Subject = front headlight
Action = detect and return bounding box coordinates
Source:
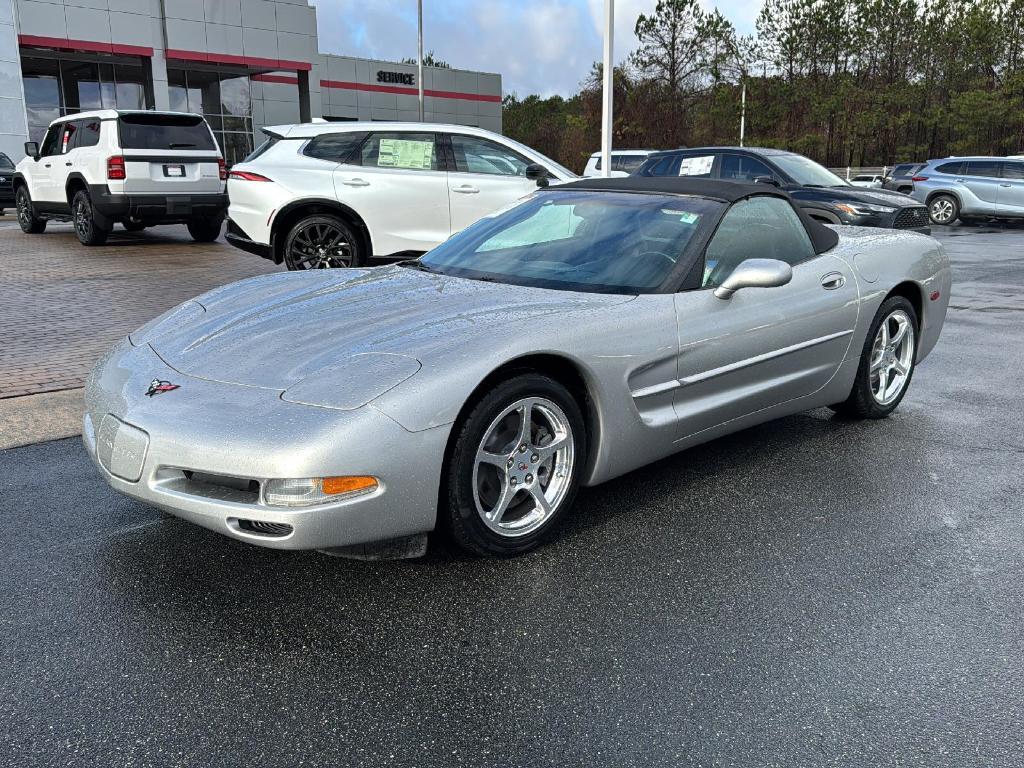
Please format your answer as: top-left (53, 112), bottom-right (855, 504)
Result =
top-left (833, 202), bottom-right (897, 216)
top-left (263, 476), bottom-right (379, 507)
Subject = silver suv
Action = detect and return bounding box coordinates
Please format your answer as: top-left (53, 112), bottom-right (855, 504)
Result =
top-left (911, 157), bottom-right (1024, 225)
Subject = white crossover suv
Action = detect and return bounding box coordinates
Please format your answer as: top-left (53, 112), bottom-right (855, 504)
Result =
top-left (14, 110), bottom-right (227, 246)
top-left (225, 122), bottom-right (577, 269)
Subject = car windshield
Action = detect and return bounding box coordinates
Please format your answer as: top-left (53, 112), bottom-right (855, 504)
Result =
top-left (0, 153), bottom-right (13, 170)
top-left (772, 153), bottom-right (849, 187)
top-left (413, 190), bottom-right (718, 294)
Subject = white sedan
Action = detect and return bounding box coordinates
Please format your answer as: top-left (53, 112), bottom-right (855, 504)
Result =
top-left (850, 174), bottom-right (884, 189)
top-left (225, 122), bottom-right (577, 269)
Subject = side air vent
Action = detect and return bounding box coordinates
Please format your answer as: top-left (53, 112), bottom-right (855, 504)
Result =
top-left (236, 520), bottom-right (294, 537)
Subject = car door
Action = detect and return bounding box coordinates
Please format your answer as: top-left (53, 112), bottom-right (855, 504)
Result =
top-left (31, 123), bottom-right (67, 204)
top-left (333, 131), bottom-right (450, 256)
top-left (444, 133), bottom-right (539, 236)
top-left (47, 120), bottom-right (80, 205)
top-left (997, 161), bottom-right (1024, 216)
top-left (960, 160), bottom-right (1002, 211)
top-left (672, 196), bottom-right (858, 438)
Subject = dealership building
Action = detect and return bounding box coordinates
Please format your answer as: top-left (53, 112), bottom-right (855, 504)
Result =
top-left (0, 0), bottom-right (502, 164)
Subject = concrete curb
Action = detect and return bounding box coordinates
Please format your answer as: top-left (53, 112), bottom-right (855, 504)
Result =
top-left (0, 389), bottom-right (84, 450)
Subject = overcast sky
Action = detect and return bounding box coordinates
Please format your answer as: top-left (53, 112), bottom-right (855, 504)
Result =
top-left (309, 0), bottom-right (761, 98)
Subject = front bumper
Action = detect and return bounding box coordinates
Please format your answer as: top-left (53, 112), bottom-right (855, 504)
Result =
top-left (838, 209), bottom-right (930, 234)
top-left (83, 339), bottom-right (448, 550)
top-left (88, 184), bottom-right (228, 225)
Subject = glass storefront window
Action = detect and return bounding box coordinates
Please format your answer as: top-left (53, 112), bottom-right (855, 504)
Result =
top-left (21, 54), bottom-right (153, 140)
top-left (61, 60), bottom-right (102, 110)
top-left (167, 66), bottom-right (254, 166)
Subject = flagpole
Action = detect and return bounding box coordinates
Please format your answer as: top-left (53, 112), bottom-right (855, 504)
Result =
top-left (601, 0), bottom-right (614, 177)
top-left (417, 0), bottom-right (424, 121)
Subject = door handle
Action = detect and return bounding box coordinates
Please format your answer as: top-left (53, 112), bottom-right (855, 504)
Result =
top-left (44, 163), bottom-right (51, 168)
top-left (820, 272), bottom-right (845, 290)
top-left (65, 162), bottom-right (73, 167)
top-left (1000, 183), bottom-right (1011, 187)
top-left (955, 178), bottom-right (965, 183)
top-left (452, 185), bottom-right (479, 194)
top-left (341, 178), bottom-right (369, 187)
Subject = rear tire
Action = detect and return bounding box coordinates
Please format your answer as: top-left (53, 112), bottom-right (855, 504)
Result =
top-left (187, 219), bottom-right (222, 242)
top-left (442, 373), bottom-right (586, 557)
top-left (283, 214), bottom-right (363, 270)
top-left (72, 189), bottom-right (108, 246)
top-left (16, 187), bottom-right (46, 234)
top-left (928, 194), bottom-right (959, 225)
top-left (830, 296), bottom-right (918, 420)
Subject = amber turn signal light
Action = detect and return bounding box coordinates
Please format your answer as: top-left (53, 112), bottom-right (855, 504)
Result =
top-left (322, 476), bottom-right (378, 495)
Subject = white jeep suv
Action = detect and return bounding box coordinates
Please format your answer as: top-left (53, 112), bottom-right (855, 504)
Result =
top-left (14, 110), bottom-right (227, 246)
top-left (225, 122), bottom-right (576, 269)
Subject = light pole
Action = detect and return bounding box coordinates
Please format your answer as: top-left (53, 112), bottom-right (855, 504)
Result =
top-left (601, 0), bottom-right (614, 177)
top-left (417, 0), bottom-right (424, 121)
top-left (739, 81), bottom-right (746, 147)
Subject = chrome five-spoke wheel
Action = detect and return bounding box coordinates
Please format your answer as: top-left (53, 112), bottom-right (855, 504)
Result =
top-left (870, 309), bottom-right (915, 406)
top-left (929, 197), bottom-right (955, 224)
top-left (472, 396), bottom-right (575, 538)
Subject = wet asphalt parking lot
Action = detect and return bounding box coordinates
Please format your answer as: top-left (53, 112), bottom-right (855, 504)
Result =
top-left (2, 224), bottom-right (1023, 767)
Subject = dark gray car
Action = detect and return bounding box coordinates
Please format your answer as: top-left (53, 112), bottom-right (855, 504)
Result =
top-left (883, 163), bottom-right (925, 194)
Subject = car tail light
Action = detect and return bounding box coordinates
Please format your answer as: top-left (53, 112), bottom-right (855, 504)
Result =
top-left (911, 175), bottom-right (928, 182)
top-left (218, 158), bottom-right (227, 181)
top-left (228, 170), bottom-right (273, 182)
top-left (107, 156), bottom-right (126, 180)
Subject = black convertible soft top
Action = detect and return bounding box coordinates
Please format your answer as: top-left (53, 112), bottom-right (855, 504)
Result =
top-left (560, 176), bottom-right (839, 254)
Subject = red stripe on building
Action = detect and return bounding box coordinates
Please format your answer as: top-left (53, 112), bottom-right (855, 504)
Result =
top-left (18, 34), bottom-right (153, 57)
top-left (320, 79), bottom-right (501, 103)
top-left (251, 74), bottom-right (299, 85)
top-left (165, 49), bottom-right (312, 71)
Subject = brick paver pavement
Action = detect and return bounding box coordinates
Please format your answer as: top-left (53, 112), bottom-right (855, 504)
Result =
top-left (0, 219), bottom-right (279, 398)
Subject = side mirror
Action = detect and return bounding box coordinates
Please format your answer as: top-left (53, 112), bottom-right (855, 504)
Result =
top-left (525, 163), bottom-right (550, 188)
top-left (24, 141), bottom-right (39, 160)
top-left (714, 258), bottom-right (793, 300)
top-left (752, 175), bottom-right (780, 187)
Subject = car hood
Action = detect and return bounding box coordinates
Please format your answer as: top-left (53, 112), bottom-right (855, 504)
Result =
top-left (821, 186), bottom-right (917, 206)
top-left (146, 265), bottom-right (631, 389)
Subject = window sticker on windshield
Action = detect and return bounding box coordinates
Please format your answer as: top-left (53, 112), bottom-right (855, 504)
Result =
top-left (678, 155), bottom-right (714, 176)
top-left (661, 210), bottom-right (700, 224)
top-left (378, 138), bottom-right (434, 170)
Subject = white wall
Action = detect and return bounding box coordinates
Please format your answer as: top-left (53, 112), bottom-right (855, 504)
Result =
top-left (0, 0), bottom-right (29, 160)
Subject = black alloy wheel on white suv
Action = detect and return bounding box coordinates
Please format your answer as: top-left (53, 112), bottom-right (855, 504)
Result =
top-left (71, 189), bottom-right (109, 246)
top-left (283, 214), bottom-right (364, 270)
top-left (15, 187), bottom-right (46, 234)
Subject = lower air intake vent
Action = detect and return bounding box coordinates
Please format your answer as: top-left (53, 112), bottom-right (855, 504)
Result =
top-left (237, 520), bottom-right (294, 537)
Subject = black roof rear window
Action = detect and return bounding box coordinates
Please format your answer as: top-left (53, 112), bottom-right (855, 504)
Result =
top-left (118, 114), bottom-right (217, 151)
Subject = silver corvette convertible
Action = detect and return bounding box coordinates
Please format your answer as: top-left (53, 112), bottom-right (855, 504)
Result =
top-left (84, 177), bottom-right (951, 557)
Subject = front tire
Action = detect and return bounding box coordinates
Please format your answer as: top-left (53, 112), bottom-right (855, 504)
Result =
top-left (16, 187), bottom-right (46, 234)
top-left (283, 214), bottom-right (363, 270)
top-left (928, 194), bottom-right (959, 225)
top-left (72, 189), bottom-right (108, 246)
top-left (831, 296), bottom-right (918, 419)
top-left (442, 374), bottom-right (586, 557)
top-left (187, 219), bottom-right (222, 242)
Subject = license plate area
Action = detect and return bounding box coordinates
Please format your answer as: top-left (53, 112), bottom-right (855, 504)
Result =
top-left (163, 164), bottom-right (185, 177)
